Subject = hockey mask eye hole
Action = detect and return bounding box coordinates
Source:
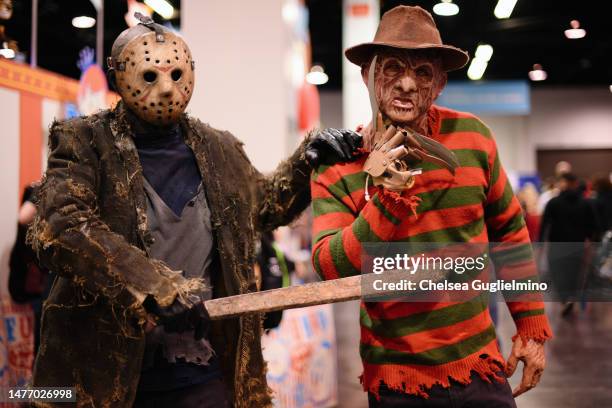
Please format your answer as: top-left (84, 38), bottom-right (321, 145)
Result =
top-left (171, 69), bottom-right (183, 81)
top-left (143, 71), bottom-right (157, 83)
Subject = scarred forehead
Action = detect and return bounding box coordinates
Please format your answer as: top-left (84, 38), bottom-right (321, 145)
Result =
top-left (376, 49), bottom-right (442, 69)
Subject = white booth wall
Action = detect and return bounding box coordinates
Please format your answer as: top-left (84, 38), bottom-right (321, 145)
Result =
top-left (0, 88), bottom-right (21, 294)
top-left (481, 87), bottom-right (612, 174)
top-left (182, 0), bottom-right (288, 173)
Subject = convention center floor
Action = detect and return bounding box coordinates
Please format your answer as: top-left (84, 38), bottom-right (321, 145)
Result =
top-left (334, 301), bottom-right (612, 407)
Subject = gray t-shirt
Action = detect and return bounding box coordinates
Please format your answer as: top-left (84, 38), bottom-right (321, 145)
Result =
top-left (142, 179), bottom-right (215, 367)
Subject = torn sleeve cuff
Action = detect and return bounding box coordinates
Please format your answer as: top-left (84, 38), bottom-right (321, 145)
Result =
top-left (512, 313), bottom-right (553, 343)
top-left (377, 188), bottom-right (422, 220)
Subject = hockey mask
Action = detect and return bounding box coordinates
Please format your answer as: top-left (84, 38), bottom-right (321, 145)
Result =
top-left (108, 15), bottom-right (194, 125)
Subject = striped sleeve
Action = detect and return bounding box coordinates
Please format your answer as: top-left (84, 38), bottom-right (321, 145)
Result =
top-left (483, 131), bottom-right (553, 342)
top-left (311, 164), bottom-right (415, 281)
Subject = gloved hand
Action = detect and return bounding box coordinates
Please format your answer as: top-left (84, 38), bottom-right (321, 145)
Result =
top-left (305, 128), bottom-right (363, 167)
top-left (363, 113), bottom-right (459, 192)
top-left (363, 116), bottom-right (419, 192)
top-left (143, 295), bottom-right (210, 340)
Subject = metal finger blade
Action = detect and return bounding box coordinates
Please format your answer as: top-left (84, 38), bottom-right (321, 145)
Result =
top-left (407, 130), bottom-right (460, 174)
top-left (367, 55), bottom-right (379, 133)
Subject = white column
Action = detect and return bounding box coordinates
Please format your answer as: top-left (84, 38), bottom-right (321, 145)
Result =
top-left (0, 88), bottom-right (20, 295)
top-left (41, 98), bottom-right (63, 172)
top-left (182, 0), bottom-right (287, 172)
top-left (342, 0), bottom-right (379, 130)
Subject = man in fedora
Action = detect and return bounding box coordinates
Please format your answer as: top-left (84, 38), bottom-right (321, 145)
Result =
top-left (311, 5), bottom-right (552, 407)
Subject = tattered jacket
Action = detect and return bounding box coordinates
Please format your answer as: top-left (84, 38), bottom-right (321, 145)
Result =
top-left (28, 102), bottom-right (311, 407)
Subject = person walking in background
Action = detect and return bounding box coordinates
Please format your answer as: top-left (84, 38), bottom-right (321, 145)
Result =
top-left (540, 173), bottom-right (600, 316)
top-left (517, 183), bottom-right (541, 242)
top-left (590, 174), bottom-right (612, 236)
top-left (536, 161), bottom-right (572, 215)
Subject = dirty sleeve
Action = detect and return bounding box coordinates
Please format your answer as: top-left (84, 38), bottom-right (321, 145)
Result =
top-left (248, 136), bottom-right (313, 232)
top-left (28, 120), bottom-right (192, 308)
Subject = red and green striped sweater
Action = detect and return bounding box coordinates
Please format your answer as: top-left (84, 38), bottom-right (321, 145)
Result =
top-left (311, 105), bottom-right (552, 397)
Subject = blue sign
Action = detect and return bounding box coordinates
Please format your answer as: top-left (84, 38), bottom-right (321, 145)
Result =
top-left (64, 103), bottom-right (80, 119)
top-left (518, 175), bottom-right (542, 192)
top-left (437, 80), bottom-right (530, 115)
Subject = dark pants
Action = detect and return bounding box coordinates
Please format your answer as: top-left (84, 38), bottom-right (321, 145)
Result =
top-left (548, 249), bottom-right (583, 302)
top-left (368, 373), bottom-right (516, 408)
top-left (133, 378), bottom-right (229, 408)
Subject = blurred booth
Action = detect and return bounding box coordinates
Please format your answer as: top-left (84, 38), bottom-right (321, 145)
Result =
top-left (0, 57), bottom-right (117, 395)
top-left (0, 58), bottom-right (78, 393)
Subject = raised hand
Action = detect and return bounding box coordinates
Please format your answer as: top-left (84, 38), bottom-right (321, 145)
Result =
top-left (363, 113), bottom-right (421, 192)
top-left (305, 128), bottom-right (363, 167)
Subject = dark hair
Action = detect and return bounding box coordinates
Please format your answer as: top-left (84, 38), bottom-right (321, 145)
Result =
top-left (592, 173), bottom-right (612, 193)
top-left (560, 172), bottom-right (578, 183)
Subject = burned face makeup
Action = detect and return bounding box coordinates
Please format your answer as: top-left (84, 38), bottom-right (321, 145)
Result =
top-left (371, 50), bottom-right (445, 131)
top-left (113, 31), bottom-right (195, 126)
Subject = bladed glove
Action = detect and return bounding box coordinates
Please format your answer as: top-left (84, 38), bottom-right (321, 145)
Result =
top-left (363, 116), bottom-right (420, 192)
top-left (363, 113), bottom-right (460, 193)
top-left (143, 294), bottom-right (210, 340)
top-left (305, 128), bottom-right (363, 167)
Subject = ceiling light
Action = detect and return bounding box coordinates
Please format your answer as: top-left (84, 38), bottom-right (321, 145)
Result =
top-left (0, 43), bottom-right (15, 59)
top-left (282, 3), bottom-right (299, 24)
top-left (306, 65), bottom-right (329, 86)
top-left (467, 44), bottom-right (493, 80)
top-left (528, 64), bottom-right (547, 81)
top-left (433, 0), bottom-right (459, 17)
top-left (564, 20), bottom-right (586, 39)
top-left (494, 0), bottom-right (517, 19)
top-left (72, 16), bottom-right (96, 29)
top-left (475, 44), bottom-right (493, 62)
top-left (467, 58), bottom-right (488, 81)
top-left (144, 0), bottom-right (174, 20)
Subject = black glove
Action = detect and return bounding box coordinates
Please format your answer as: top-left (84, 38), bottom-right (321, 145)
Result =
top-left (143, 295), bottom-right (210, 341)
top-left (305, 128), bottom-right (363, 167)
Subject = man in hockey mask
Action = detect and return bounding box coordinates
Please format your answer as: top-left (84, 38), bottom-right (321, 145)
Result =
top-left (29, 13), bottom-right (361, 408)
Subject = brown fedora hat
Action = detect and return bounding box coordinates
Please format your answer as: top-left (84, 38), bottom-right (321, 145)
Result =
top-left (345, 5), bottom-right (469, 71)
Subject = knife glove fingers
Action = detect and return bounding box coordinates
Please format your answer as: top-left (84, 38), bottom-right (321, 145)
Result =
top-left (381, 131), bottom-right (406, 153)
top-left (373, 164), bottom-right (416, 192)
top-left (404, 131), bottom-right (422, 149)
top-left (402, 128), bottom-right (460, 173)
top-left (375, 125), bottom-right (398, 150)
top-left (364, 128), bottom-right (409, 178)
top-left (387, 145), bottom-right (409, 162)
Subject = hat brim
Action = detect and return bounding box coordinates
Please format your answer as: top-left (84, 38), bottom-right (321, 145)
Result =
top-left (345, 42), bottom-right (470, 72)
